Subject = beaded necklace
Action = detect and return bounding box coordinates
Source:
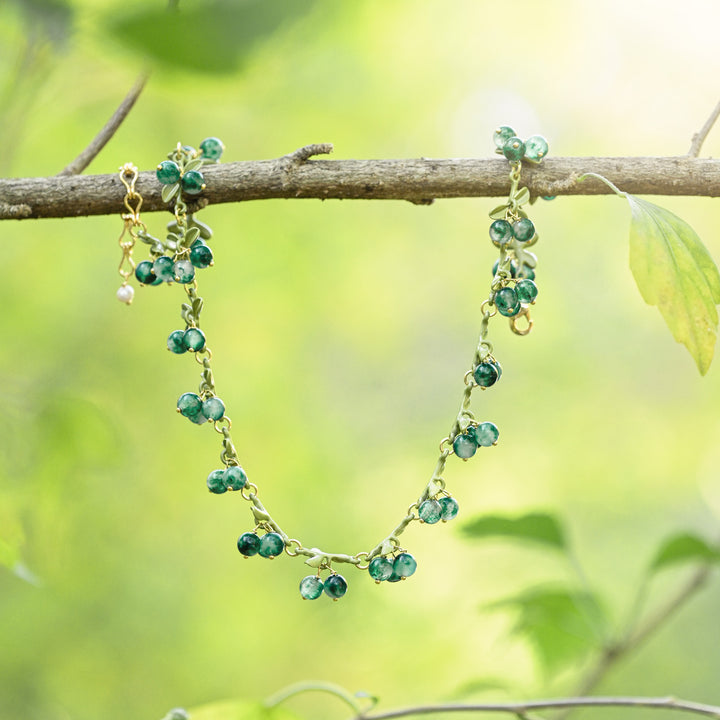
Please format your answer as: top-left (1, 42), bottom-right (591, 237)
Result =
top-left (115, 128), bottom-right (547, 601)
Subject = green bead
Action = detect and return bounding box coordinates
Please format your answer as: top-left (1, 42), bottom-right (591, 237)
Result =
top-left (174, 260), bottom-right (195, 284)
top-left (167, 330), bottom-right (187, 354)
top-left (206, 469), bottom-right (227, 494)
top-left (200, 137), bottom-right (224, 161)
top-left (182, 145), bottom-right (197, 156)
top-left (453, 433), bottom-right (477, 459)
top-left (177, 392), bottom-right (203, 417)
top-left (495, 287), bottom-right (521, 317)
top-left (258, 532), bottom-right (284, 558)
top-left (473, 361), bottom-right (499, 388)
top-left (493, 126), bottom-right (516, 150)
top-left (183, 328), bottom-right (206, 352)
top-left (202, 397), bottom-right (225, 421)
top-left (153, 256), bottom-right (175, 282)
top-left (471, 421), bottom-right (499, 447)
top-left (542, 195), bottom-right (556, 201)
top-left (393, 552), bottom-right (417, 578)
top-left (439, 496), bottom-right (459, 522)
top-left (368, 557), bottom-right (394, 582)
top-left (156, 160), bottom-right (180, 185)
top-left (223, 465), bottom-right (247, 491)
top-left (299, 575), bottom-right (324, 600)
top-left (237, 532), bottom-right (260, 557)
top-left (502, 137), bottom-right (525, 162)
top-left (181, 170), bottom-right (205, 195)
top-left (489, 219), bottom-right (513, 246)
top-left (135, 260), bottom-right (157, 285)
top-left (524, 135), bottom-right (549, 163)
top-left (187, 411), bottom-right (208, 425)
top-left (516, 278), bottom-right (538, 304)
top-left (512, 218), bottom-right (535, 242)
top-left (386, 571), bottom-right (402, 583)
top-left (190, 244), bottom-right (213, 269)
top-left (418, 499), bottom-right (442, 524)
top-left (493, 259), bottom-right (517, 278)
top-left (323, 573), bottom-right (347, 599)
top-left (491, 360), bottom-right (503, 380)
top-left (516, 264), bottom-right (535, 281)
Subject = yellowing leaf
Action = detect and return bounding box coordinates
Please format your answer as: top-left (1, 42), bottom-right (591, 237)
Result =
top-left (627, 196), bottom-right (720, 375)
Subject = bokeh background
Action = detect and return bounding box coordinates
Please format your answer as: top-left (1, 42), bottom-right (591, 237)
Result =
top-left (3, 2), bottom-right (720, 720)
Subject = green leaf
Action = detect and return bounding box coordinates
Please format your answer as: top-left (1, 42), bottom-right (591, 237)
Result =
top-left (187, 700), bottom-right (302, 720)
top-left (461, 512), bottom-right (567, 551)
top-left (184, 159), bottom-right (204, 173)
top-left (650, 532), bottom-right (720, 572)
top-left (488, 586), bottom-right (607, 675)
top-left (489, 203), bottom-right (510, 220)
top-left (105, 0), bottom-right (316, 75)
top-left (627, 195), bottom-right (720, 375)
top-left (162, 183), bottom-right (180, 204)
top-left (513, 186), bottom-right (530, 206)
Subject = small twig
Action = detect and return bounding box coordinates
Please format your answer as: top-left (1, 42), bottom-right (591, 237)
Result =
top-left (556, 563), bottom-right (713, 719)
top-left (57, 72), bottom-right (149, 176)
top-left (264, 681), bottom-right (368, 716)
top-left (361, 697), bottom-right (720, 720)
top-left (285, 143), bottom-right (335, 165)
top-left (687, 98), bottom-right (720, 157)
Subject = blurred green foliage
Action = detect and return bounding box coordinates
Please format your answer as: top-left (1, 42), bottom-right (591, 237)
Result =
top-left (3, 2), bottom-right (720, 720)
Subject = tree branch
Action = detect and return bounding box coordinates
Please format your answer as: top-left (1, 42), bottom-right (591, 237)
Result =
top-left (555, 564), bottom-right (713, 720)
top-left (6, 150), bottom-right (720, 220)
top-left (360, 697), bottom-right (720, 720)
top-left (57, 73), bottom-right (149, 176)
top-left (687, 98), bottom-right (720, 158)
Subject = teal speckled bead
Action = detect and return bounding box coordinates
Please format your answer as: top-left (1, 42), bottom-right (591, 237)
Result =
top-left (187, 411), bottom-right (208, 425)
top-left (453, 433), bottom-right (477, 459)
top-left (177, 392), bottom-right (203, 418)
top-left (299, 575), bottom-right (324, 600)
top-left (153, 256), bottom-right (175, 282)
top-left (515, 278), bottom-right (538, 304)
top-left (324, 573), bottom-right (348, 599)
top-left (393, 552), bottom-right (417, 578)
top-left (258, 532), bottom-right (284, 558)
top-left (386, 571), bottom-right (402, 583)
top-left (439, 496), bottom-right (459, 522)
top-left (493, 126), bottom-right (516, 150)
top-left (512, 218), bottom-right (535, 242)
top-left (135, 260), bottom-right (158, 285)
top-left (223, 465), bottom-right (247, 491)
top-left (524, 135), bottom-right (549, 163)
top-left (156, 160), bottom-right (180, 185)
top-left (418, 499), bottom-right (442, 524)
top-left (473, 361), bottom-right (500, 388)
top-left (495, 287), bottom-right (521, 317)
top-left (368, 557), bottom-right (394, 582)
top-left (489, 219), bottom-right (513, 246)
top-left (190, 244), bottom-right (213, 269)
top-left (174, 260), bottom-right (195, 284)
top-left (237, 532), bottom-right (260, 557)
top-left (200, 137), bottom-right (224, 161)
top-left (167, 330), bottom-right (187, 354)
top-left (181, 170), bottom-right (205, 195)
top-left (183, 328), bottom-right (206, 352)
top-left (493, 259), bottom-right (517, 278)
top-left (202, 397), bottom-right (225, 422)
top-left (471, 421), bottom-right (500, 447)
top-left (502, 137), bottom-right (525, 162)
top-left (516, 264), bottom-right (536, 281)
top-left (206, 469), bottom-right (227, 494)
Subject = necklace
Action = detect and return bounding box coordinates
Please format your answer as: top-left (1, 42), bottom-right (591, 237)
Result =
top-left (115, 128), bottom-right (547, 601)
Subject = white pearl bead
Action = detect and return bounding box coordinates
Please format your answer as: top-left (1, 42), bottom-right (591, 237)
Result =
top-left (116, 284), bottom-right (134, 304)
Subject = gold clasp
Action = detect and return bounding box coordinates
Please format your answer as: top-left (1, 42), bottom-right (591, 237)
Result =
top-left (509, 305), bottom-right (533, 336)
